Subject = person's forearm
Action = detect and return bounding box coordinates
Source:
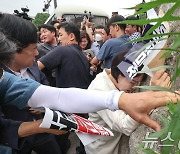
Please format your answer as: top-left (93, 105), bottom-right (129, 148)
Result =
top-left (118, 91), bottom-right (180, 131)
top-left (28, 85), bottom-right (123, 113)
top-left (27, 85), bottom-right (180, 131)
top-left (85, 26), bottom-right (94, 42)
top-left (18, 119), bottom-right (67, 138)
top-left (37, 61), bottom-right (45, 70)
top-left (90, 56), bottom-right (99, 66)
top-left (18, 120), bottom-right (43, 137)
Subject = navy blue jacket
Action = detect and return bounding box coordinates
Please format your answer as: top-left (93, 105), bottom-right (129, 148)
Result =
top-left (0, 63), bottom-right (61, 153)
top-left (0, 106), bottom-right (22, 150)
top-left (2, 62), bottom-right (49, 121)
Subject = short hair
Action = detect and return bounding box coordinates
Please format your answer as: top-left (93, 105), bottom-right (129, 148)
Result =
top-left (125, 15), bottom-right (142, 32)
top-left (0, 13), bottom-right (38, 53)
top-left (103, 26), bottom-right (110, 35)
top-left (125, 15), bottom-right (138, 21)
top-left (58, 22), bottom-right (80, 43)
top-left (95, 25), bottom-right (104, 29)
top-left (38, 24), bottom-right (56, 33)
top-left (0, 31), bottom-right (16, 64)
top-left (38, 24), bottom-right (57, 36)
top-left (111, 48), bottom-right (147, 82)
top-left (107, 15), bottom-right (126, 30)
top-left (50, 20), bottom-right (59, 26)
top-left (111, 50), bottom-right (129, 82)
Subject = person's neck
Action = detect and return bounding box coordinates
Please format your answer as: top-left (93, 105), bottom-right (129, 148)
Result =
top-left (69, 41), bottom-right (78, 46)
top-left (115, 31), bottom-right (125, 38)
top-left (5, 61), bottom-right (21, 72)
top-left (49, 38), bottom-right (57, 46)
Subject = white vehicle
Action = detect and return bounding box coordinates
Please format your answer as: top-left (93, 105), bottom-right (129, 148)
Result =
top-left (50, 5), bottom-right (110, 27)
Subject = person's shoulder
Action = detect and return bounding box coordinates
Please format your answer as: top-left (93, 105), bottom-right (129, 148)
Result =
top-left (100, 39), bottom-right (115, 49)
top-left (29, 62), bottom-right (39, 71)
top-left (37, 42), bottom-right (47, 49)
top-left (52, 45), bottom-right (69, 53)
top-left (105, 38), bottom-right (115, 44)
top-left (105, 38), bottom-right (125, 46)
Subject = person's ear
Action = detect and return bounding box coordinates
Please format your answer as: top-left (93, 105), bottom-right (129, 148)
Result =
top-left (69, 33), bottom-right (75, 41)
top-left (52, 31), bottom-right (56, 37)
top-left (115, 24), bottom-right (120, 31)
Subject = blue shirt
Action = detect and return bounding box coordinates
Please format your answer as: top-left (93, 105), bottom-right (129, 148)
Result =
top-left (96, 35), bottom-right (132, 68)
top-left (0, 71), bottom-right (40, 109)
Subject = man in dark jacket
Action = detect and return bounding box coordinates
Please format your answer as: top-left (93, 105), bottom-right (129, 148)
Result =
top-left (0, 12), bottom-right (62, 154)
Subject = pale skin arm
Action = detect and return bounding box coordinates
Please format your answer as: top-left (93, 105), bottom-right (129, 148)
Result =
top-left (37, 61), bottom-right (45, 70)
top-left (90, 56), bottom-right (100, 66)
top-left (90, 57), bottom-right (102, 72)
top-left (85, 18), bottom-right (94, 42)
top-left (18, 119), bottom-right (67, 138)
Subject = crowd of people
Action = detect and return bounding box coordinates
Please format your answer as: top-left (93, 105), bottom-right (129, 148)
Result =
top-left (0, 10), bottom-right (179, 154)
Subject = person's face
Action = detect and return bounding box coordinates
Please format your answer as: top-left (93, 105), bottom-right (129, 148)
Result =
top-left (79, 37), bottom-right (88, 50)
top-left (94, 28), bottom-right (103, 35)
top-left (125, 24), bottom-right (137, 35)
top-left (116, 74), bottom-right (143, 93)
top-left (14, 43), bottom-right (38, 69)
top-left (101, 29), bottom-right (111, 42)
top-left (109, 25), bottom-right (117, 38)
top-left (58, 27), bottom-right (71, 46)
top-left (39, 34), bottom-right (45, 43)
top-left (40, 28), bottom-right (55, 44)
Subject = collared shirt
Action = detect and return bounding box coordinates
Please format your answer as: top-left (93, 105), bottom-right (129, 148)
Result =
top-left (6, 67), bottom-right (35, 80)
top-left (91, 41), bottom-right (100, 56)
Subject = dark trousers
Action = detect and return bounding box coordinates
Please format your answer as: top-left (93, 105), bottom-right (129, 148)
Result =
top-left (16, 133), bottom-right (62, 154)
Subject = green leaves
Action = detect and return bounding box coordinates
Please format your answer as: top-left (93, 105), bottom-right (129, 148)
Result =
top-left (161, 104), bottom-right (180, 154)
top-left (135, 85), bottom-right (179, 95)
top-left (138, 65), bottom-right (174, 74)
top-left (124, 0), bottom-right (180, 153)
top-left (32, 13), bottom-right (50, 28)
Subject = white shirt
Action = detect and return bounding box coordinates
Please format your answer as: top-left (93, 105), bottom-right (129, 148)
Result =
top-left (85, 70), bottom-right (139, 154)
top-left (13, 68), bottom-right (30, 78)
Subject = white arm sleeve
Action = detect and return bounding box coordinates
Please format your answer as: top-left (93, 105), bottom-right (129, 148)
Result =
top-left (28, 85), bottom-right (124, 113)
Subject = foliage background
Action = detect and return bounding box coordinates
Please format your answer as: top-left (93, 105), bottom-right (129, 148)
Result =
top-left (32, 13), bottom-right (50, 28)
top-left (127, 0), bottom-right (180, 153)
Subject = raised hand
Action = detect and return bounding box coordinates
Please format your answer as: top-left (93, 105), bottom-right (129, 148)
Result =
top-left (150, 69), bottom-right (172, 88)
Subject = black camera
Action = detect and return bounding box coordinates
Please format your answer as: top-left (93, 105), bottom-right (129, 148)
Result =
top-left (83, 10), bottom-right (94, 22)
top-left (21, 8), bottom-right (29, 13)
top-left (14, 8), bottom-right (32, 21)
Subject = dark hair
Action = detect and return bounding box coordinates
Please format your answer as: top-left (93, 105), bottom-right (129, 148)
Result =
top-left (111, 48), bottom-right (147, 82)
top-left (126, 15), bottom-right (138, 21)
top-left (0, 31), bottom-right (16, 64)
top-left (38, 24), bottom-right (57, 36)
top-left (80, 31), bottom-right (91, 50)
top-left (50, 20), bottom-right (59, 26)
top-left (107, 15), bottom-right (126, 30)
top-left (95, 25), bottom-right (104, 29)
top-left (103, 26), bottom-right (110, 35)
top-left (0, 13), bottom-right (38, 52)
top-left (111, 50), bottom-right (129, 82)
top-left (58, 22), bottom-right (80, 43)
top-left (125, 15), bottom-right (142, 32)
